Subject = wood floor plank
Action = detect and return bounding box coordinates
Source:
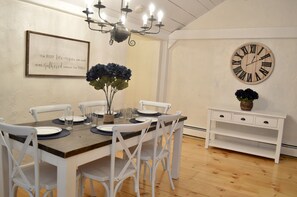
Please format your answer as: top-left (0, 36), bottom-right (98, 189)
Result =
top-left (16, 136), bottom-right (297, 197)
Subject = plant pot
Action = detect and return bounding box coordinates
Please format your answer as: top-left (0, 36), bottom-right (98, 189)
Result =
top-left (103, 114), bottom-right (114, 124)
top-left (240, 100), bottom-right (253, 111)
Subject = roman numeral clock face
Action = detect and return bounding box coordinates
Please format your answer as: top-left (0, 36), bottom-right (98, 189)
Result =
top-left (231, 43), bottom-right (275, 84)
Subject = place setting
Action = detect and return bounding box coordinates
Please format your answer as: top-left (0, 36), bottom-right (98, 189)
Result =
top-left (129, 109), bottom-right (160, 124)
top-left (93, 110), bottom-right (121, 118)
top-left (136, 109), bottom-right (161, 116)
top-left (34, 126), bottom-right (70, 140)
top-left (90, 125), bottom-right (114, 136)
top-left (52, 115), bottom-right (87, 125)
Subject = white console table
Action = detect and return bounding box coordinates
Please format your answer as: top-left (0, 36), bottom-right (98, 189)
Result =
top-left (205, 107), bottom-right (286, 163)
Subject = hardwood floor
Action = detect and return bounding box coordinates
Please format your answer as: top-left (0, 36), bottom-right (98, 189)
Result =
top-left (16, 136), bottom-right (297, 197)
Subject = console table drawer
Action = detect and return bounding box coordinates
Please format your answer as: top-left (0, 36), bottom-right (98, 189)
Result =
top-left (255, 117), bottom-right (278, 128)
top-left (211, 111), bottom-right (231, 121)
top-left (232, 114), bottom-right (254, 124)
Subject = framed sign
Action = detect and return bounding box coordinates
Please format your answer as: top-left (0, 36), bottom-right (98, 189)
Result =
top-left (26, 31), bottom-right (90, 77)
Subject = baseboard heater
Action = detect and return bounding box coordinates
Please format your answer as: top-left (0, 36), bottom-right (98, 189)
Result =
top-left (183, 124), bottom-right (206, 138)
top-left (184, 124), bottom-right (206, 131)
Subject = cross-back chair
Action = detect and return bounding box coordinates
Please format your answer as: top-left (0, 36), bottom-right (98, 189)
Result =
top-left (29, 104), bottom-right (71, 122)
top-left (139, 112), bottom-right (181, 197)
top-left (0, 122), bottom-right (57, 197)
top-left (79, 120), bottom-right (152, 197)
top-left (78, 100), bottom-right (107, 116)
top-left (139, 100), bottom-right (171, 114)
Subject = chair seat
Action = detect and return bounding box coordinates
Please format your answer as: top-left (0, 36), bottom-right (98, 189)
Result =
top-left (140, 144), bottom-right (169, 161)
top-left (80, 156), bottom-right (136, 182)
top-left (13, 162), bottom-right (57, 191)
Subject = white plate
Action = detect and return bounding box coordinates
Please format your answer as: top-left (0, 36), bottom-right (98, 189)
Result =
top-left (96, 125), bottom-right (113, 132)
top-left (135, 117), bottom-right (158, 123)
top-left (59, 116), bottom-right (86, 122)
top-left (94, 111), bottom-right (118, 116)
top-left (137, 109), bottom-right (158, 115)
top-left (35, 127), bottom-right (62, 136)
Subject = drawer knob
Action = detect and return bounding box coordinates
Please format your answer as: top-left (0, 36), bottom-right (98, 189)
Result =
top-left (219, 115), bottom-right (224, 118)
top-left (264, 121), bottom-right (269, 124)
top-left (241, 118), bottom-right (246, 121)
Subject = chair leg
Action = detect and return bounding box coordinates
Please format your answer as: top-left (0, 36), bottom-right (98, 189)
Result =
top-left (42, 190), bottom-right (52, 197)
top-left (161, 158), bottom-right (167, 171)
top-left (151, 166), bottom-right (156, 197)
top-left (143, 161), bottom-right (147, 180)
top-left (80, 176), bottom-right (86, 197)
top-left (89, 179), bottom-right (96, 197)
top-left (166, 157), bottom-right (175, 190)
top-left (11, 185), bottom-right (18, 197)
top-left (101, 181), bottom-right (109, 197)
top-left (167, 170), bottom-right (175, 190)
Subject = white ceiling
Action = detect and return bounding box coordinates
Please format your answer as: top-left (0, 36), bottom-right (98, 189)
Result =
top-left (59, 0), bottom-right (225, 39)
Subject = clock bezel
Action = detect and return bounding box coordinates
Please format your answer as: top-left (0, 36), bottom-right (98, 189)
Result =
top-left (231, 42), bottom-right (275, 85)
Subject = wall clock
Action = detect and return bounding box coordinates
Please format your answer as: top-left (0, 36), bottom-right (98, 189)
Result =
top-left (231, 42), bottom-right (275, 84)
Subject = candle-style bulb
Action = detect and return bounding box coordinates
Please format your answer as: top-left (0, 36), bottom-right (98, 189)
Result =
top-left (157, 10), bottom-right (163, 23)
top-left (142, 14), bottom-right (148, 26)
top-left (125, 0), bottom-right (131, 7)
top-left (121, 15), bottom-right (126, 24)
top-left (85, 0), bottom-right (94, 9)
top-left (149, 3), bottom-right (155, 16)
top-left (101, 12), bottom-right (107, 22)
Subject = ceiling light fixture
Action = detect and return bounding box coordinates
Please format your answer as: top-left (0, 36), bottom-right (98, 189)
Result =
top-left (82, 0), bottom-right (165, 46)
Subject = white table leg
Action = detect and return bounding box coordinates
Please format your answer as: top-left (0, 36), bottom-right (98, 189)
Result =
top-left (0, 145), bottom-right (9, 197)
top-left (171, 122), bottom-right (184, 179)
top-left (57, 158), bottom-right (77, 197)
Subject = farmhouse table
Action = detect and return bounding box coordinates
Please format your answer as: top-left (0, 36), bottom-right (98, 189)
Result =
top-left (0, 115), bottom-right (187, 197)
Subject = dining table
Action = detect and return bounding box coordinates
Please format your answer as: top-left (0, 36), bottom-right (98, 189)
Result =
top-left (0, 112), bottom-right (187, 197)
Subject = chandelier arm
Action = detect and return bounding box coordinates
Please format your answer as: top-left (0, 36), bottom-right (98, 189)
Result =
top-left (88, 23), bottom-right (111, 33)
top-left (109, 38), bottom-right (114, 45)
top-left (127, 34), bottom-right (136, 46)
top-left (97, 9), bottom-right (115, 27)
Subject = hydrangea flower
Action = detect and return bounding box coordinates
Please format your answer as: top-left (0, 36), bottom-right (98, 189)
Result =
top-left (235, 88), bottom-right (259, 101)
top-left (86, 63), bottom-right (132, 115)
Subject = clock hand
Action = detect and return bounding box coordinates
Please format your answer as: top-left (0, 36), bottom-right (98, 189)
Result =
top-left (246, 58), bottom-right (261, 66)
top-left (246, 56), bottom-right (256, 66)
top-left (248, 54), bottom-right (271, 66)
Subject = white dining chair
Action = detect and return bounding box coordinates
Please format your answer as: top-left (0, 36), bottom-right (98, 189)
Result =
top-left (29, 104), bottom-right (72, 122)
top-left (78, 100), bottom-right (107, 115)
top-left (139, 112), bottom-right (181, 197)
top-left (0, 122), bottom-right (57, 197)
top-left (139, 100), bottom-right (171, 113)
top-left (79, 120), bottom-right (152, 197)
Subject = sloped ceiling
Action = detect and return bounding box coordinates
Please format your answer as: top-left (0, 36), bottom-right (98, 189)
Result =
top-left (60, 0), bottom-right (225, 39)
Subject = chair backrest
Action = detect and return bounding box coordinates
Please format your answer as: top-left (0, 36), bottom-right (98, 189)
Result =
top-left (78, 100), bottom-right (107, 115)
top-left (29, 104), bottom-right (71, 122)
top-left (109, 120), bottom-right (151, 196)
top-left (0, 123), bottom-right (40, 196)
top-left (153, 112), bottom-right (181, 161)
top-left (139, 100), bottom-right (171, 113)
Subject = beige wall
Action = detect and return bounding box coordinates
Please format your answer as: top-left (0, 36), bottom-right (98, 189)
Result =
top-left (124, 34), bottom-right (161, 108)
top-left (166, 0), bottom-right (297, 146)
top-left (0, 0), bottom-right (159, 123)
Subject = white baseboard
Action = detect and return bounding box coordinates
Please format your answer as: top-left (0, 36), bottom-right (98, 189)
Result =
top-left (281, 145), bottom-right (297, 157)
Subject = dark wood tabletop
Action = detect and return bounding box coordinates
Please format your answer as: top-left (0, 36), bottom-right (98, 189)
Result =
top-left (11, 115), bottom-right (187, 159)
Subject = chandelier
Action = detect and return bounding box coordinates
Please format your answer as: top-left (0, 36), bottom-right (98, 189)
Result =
top-left (82, 0), bottom-right (165, 46)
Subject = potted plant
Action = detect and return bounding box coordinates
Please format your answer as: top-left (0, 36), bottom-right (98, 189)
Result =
top-left (235, 88), bottom-right (259, 111)
top-left (86, 63), bottom-right (132, 123)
